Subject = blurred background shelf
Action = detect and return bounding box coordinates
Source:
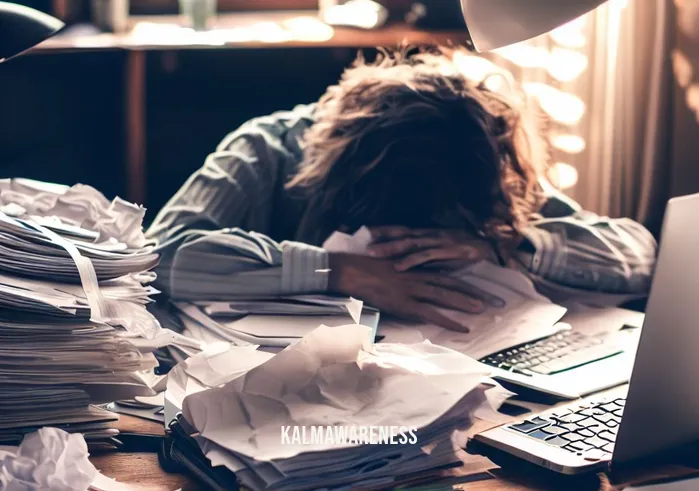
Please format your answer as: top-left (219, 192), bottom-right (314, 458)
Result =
top-left (3, 3), bottom-right (471, 212)
top-left (38, 10), bottom-right (473, 51)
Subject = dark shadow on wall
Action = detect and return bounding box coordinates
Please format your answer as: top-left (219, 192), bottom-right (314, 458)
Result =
top-left (0, 51), bottom-right (127, 200)
top-left (0, 47), bottom-right (361, 220)
top-left (145, 47), bottom-right (355, 217)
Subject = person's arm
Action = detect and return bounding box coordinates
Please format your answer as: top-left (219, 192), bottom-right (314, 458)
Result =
top-left (146, 107), bottom-right (330, 301)
top-left (516, 185), bottom-right (658, 300)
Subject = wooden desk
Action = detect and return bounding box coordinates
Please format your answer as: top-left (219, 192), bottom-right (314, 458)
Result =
top-left (95, 406), bottom-right (699, 491)
top-left (32, 11), bottom-right (473, 206)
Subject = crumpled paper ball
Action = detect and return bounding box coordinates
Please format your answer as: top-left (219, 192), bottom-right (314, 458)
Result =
top-left (0, 428), bottom-right (96, 491)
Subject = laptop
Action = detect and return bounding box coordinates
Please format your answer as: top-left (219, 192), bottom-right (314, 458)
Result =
top-left (478, 319), bottom-right (642, 400)
top-left (474, 193), bottom-right (699, 474)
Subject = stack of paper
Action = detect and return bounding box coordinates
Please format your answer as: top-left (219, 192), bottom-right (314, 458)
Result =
top-left (0, 179), bottom-right (162, 445)
top-left (173, 324), bottom-right (508, 490)
top-left (167, 295), bottom-right (380, 357)
top-left (323, 227), bottom-right (568, 359)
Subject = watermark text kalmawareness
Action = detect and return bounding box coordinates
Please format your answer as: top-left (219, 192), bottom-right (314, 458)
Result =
top-left (281, 425), bottom-right (418, 446)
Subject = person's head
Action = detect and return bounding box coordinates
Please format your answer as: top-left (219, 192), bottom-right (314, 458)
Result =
top-left (288, 47), bottom-right (546, 247)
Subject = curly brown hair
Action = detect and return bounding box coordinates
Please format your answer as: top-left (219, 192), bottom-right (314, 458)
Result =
top-left (288, 47), bottom-right (546, 248)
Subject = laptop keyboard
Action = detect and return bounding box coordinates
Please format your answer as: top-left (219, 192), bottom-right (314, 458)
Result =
top-left (479, 330), bottom-right (623, 376)
top-left (506, 397), bottom-right (625, 459)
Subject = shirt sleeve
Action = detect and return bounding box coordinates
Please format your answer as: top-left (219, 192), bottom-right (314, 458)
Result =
top-left (146, 111), bottom-right (329, 301)
top-left (516, 186), bottom-right (658, 299)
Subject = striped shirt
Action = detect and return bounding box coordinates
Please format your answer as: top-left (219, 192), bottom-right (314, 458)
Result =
top-left (146, 104), bottom-right (658, 306)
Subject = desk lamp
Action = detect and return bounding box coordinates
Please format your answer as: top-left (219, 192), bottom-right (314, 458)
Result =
top-left (460, 0), bottom-right (609, 52)
top-left (0, 1), bottom-right (63, 63)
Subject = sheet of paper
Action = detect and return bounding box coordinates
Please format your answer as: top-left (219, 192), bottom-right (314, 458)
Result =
top-left (164, 343), bottom-right (274, 424)
top-left (90, 472), bottom-right (148, 491)
top-left (560, 302), bottom-right (645, 336)
top-left (201, 296), bottom-right (364, 324)
top-left (223, 314), bottom-right (366, 339)
top-left (174, 301), bottom-right (377, 349)
top-left (323, 226), bottom-right (372, 254)
top-left (182, 324), bottom-right (494, 461)
top-left (323, 227), bottom-right (567, 359)
top-left (177, 325), bottom-right (510, 490)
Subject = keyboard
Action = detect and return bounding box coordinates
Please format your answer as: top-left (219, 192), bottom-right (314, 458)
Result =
top-left (479, 329), bottom-right (623, 376)
top-left (505, 396), bottom-right (625, 460)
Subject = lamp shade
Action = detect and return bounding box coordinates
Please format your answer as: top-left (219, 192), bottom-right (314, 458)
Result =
top-left (461, 0), bottom-right (608, 52)
top-left (0, 1), bottom-right (64, 63)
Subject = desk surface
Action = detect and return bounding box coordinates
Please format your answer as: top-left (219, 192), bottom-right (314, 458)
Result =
top-left (94, 411), bottom-right (683, 491)
top-left (36, 11), bottom-right (473, 52)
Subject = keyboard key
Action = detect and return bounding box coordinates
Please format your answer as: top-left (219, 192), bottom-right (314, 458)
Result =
top-left (557, 413), bottom-right (589, 424)
top-left (527, 429), bottom-right (554, 440)
top-left (545, 436), bottom-right (569, 447)
top-left (578, 408), bottom-right (597, 417)
top-left (597, 430), bottom-right (617, 442)
top-left (567, 441), bottom-right (595, 452)
top-left (602, 443), bottom-right (615, 453)
top-left (592, 413), bottom-right (621, 428)
top-left (575, 427), bottom-right (597, 438)
top-left (561, 432), bottom-right (586, 442)
top-left (552, 421), bottom-right (583, 433)
top-left (509, 417), bottom-right (551, 434)
top-left (598, 403), bottom-right (619, 413)
top-left (582, 436), bottom-right (610, 449)
top-left (541, 425), bottom-right (569, 436)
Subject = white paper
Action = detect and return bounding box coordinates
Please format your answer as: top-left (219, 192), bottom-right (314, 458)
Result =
top-left (323, 227), bottom-right (567, 359)
top-left (164, 343), bottom-right (274, 424)
top-left (174, 300), bottom-right (374, 349)
top-left (0, 179), bottom-right (161, 440)
top-left (0, 178), bottom-right (151, 249)
top-left (89, 472), bottom-right (144, 491)
top-left (0, 427), bottom-right (96, 491)
top-left (182, 324), bottom-right (492, 461)
top-left (560, 302), bottom-right (645, 336)
top-left (322, 226), bottom-right (372, 255)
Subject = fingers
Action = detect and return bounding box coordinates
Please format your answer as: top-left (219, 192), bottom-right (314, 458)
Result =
top-left (409, 283), bottom-right (485, 314)
top-left (368, 236), bottom-right (445, 259)
top-left (369, 226), bottom-right (436, 242)
top-left (404, 302), bottom-right (471, 333)
top-left (394, 245), bottom-right (483, 272)
top-left (426, 274), bottom-right (506, 308)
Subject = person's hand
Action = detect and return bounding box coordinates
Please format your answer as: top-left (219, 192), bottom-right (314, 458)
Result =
top-left (367, 226), bottom-right (498, 272)
top-left (327, 253), bottom-right (486, 332)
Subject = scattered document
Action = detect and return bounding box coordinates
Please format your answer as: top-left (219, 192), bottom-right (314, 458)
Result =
top-left (560, 302), bottom-right (645, 337)
top-left (171, 298), bottom-right (380, 350)
top-left (323, 227), bottom-right (567, 359)
top-left (180, 324), bottom-right (508, 490)
top-left (164, 342), bottom-right (274, 424)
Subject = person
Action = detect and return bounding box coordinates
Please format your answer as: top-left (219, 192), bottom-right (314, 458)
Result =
top-left (146, 48), bottom-right (658, 333)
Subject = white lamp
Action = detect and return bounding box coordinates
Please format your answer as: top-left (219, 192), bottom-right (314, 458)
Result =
top-left (0, 2), bottom-right (63, 63)
top-left (460, 0), bottom-right (609, 52)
